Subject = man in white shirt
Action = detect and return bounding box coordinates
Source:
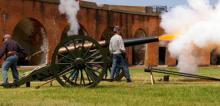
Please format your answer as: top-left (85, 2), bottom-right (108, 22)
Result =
top-left (109, 26), bottom-right (131, 82)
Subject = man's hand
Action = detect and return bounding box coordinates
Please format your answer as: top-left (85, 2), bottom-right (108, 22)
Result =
top-left (121, 52), bottom-right (126, 59)
top-left (120, 49), bottom-right (126, 58)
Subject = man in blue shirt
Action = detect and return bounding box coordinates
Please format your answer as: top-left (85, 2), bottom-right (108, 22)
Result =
top-left (0, 34), bottom-right (26, 87)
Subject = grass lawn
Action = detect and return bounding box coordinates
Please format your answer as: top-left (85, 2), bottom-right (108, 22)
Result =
top-left (0, 67), bottom-right (220, 106)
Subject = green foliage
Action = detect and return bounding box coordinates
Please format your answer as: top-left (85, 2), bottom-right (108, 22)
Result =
top-left (0, 67), bottom-right (220, 106)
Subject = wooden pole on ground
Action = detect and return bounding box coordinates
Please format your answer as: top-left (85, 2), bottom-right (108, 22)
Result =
top-left (150, 71), bottom-right (155, 85)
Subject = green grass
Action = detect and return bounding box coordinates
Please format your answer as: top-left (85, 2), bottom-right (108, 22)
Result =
top-left (1, 67), bottom-right (220, 106)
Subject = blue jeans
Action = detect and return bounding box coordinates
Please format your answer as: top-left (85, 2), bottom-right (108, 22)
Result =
top-left (2, 55), bottom-right (19, 85)
top-left (110, 54), bottom-right (131, 80)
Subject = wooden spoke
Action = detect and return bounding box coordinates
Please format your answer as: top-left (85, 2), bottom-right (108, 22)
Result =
top-left (57, 53), bottom-right (74, 61)
top-left (80, 69), bottom-right (86, 86)
top-left (85, 50), bottom-right (101, 61)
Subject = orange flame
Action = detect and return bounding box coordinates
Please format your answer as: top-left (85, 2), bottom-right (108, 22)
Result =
top-left (159, 34), bottom-right (176, 41)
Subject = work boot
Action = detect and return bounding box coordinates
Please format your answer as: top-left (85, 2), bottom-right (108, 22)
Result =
top-left (163, 75), bottom-right (170, 81)
top-left (126, 79), bottom-right (132, 82)
top-left (2, 84), bottom-right (10, 88)
top-left (109, 79), bottom-right (113, 82)
top-left (13, 83), bottom-right (19, 88)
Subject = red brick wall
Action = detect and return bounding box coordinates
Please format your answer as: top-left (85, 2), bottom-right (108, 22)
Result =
top-left (0, 0), bottom-right (193, 66)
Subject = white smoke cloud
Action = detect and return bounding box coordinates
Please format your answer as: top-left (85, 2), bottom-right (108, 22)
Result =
top-left (59, 0), bottom-right (80, 36)
top-left (160, 0), bottom-right (220, 74)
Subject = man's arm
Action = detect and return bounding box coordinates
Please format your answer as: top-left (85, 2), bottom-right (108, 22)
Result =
top-left (109, 40), bottom-right (113, 53)
top-left (119, 36), bottom-right (125, 53)
top-left (17, 43), bottom-right (25, 53)
top-left (16, 42), bottom-right (27, 58)
top-left (0, 43), bottom-right (7, 59)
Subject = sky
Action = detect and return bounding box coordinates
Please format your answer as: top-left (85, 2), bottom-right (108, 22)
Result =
top-left (83, 0), bottom-right (219, 7)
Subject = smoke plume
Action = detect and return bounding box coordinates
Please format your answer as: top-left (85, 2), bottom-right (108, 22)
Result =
top-left (59, 0), bottom-right (80, 36)
top-left (160, 0), bottom-right (220, 73)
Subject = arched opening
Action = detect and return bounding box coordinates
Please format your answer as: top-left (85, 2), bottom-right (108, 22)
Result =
top-left (210, 49), bottom-right (220, 65)
top-left (159, 47), bottom-right (166, 65)
top-left (12, 18), bottom-right (48, 65)
top-left (60, 25), bottom-right (88, 41)
top-left (132, 29), bottom-right (147, 65)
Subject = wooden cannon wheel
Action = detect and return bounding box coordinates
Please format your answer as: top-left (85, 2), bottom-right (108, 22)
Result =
top-left (51, 35), bottom-right (108, 87)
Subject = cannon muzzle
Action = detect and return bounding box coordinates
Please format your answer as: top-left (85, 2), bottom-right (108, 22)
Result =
top-left (123, 33), bottom-right (175, 47)
top-left (124, 36), bottom-right (159, 47)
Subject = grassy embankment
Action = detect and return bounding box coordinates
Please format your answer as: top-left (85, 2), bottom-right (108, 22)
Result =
top-left (0, 67), bottom-right (220, 106)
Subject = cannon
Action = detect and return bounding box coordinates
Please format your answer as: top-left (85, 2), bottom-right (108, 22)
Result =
top-left (4, 34), bottom-right (167, 88)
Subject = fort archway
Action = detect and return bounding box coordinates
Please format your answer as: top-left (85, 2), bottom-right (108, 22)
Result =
top-left (12, 18), bottom-right (48, 65)
top-left (132, 29), bottom-right (147, 65)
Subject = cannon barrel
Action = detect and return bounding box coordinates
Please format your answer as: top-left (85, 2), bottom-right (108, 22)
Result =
top-left (123, 36), bottom-right (159, 47)
top-left (58, 36), bottom-right (159, 53)
top-left (100, 36), bottom-right (159, 47)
